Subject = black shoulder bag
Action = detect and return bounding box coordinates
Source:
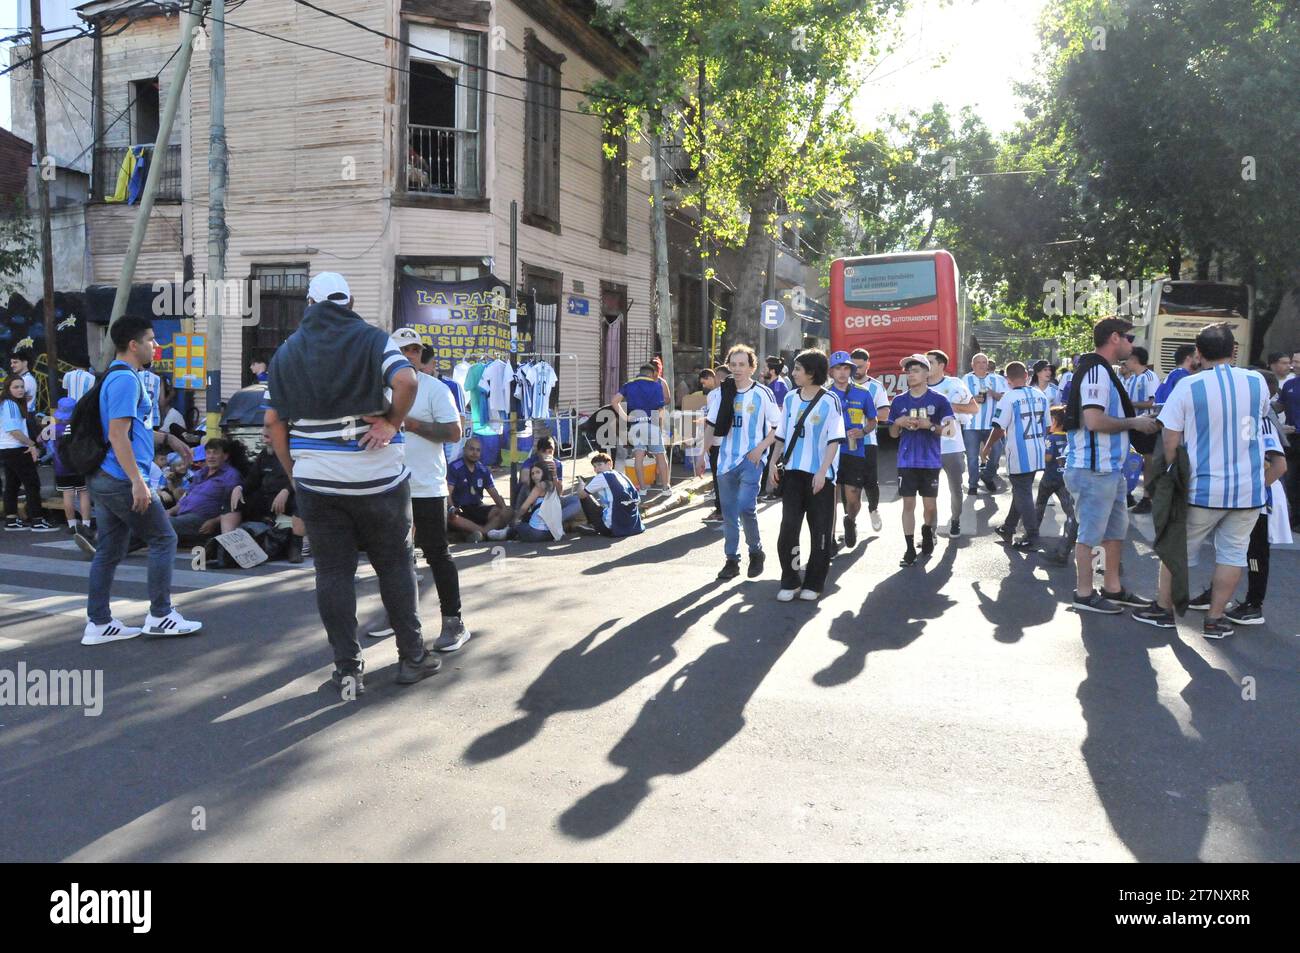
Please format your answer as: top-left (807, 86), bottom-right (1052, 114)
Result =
top-left (774, 389), bottom-right (825, 497)
top-left (64, 364), bottom-right (140, 477)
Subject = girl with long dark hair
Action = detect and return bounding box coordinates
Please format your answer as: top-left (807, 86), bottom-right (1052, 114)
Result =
top-left (1, 374), bottom-right (56, 531)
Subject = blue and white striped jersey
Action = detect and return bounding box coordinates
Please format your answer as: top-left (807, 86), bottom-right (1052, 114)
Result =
top-left (63, 368), bottom-right (96, 402)
top-left (992, 386), bottom-right (1051, 474)
top-left (1066, 365), bottom-right (1130, 473)
top-left (1158, 364), bottom-right (1271, 509)
top-left (705, 380), bottom-right (780, 475)
top-left (962, 372), bottom-right (1008, 430)
top-left (777, 387), bottom-right (846, 480)
top-left (853, 375), bottom-right (891, 446)
top-left (1125, 368), bottom-right (1160, 404)
top-left (269, 335), bottom-right (413, 496)
top-left (930, 375), bottom-right (972, 454)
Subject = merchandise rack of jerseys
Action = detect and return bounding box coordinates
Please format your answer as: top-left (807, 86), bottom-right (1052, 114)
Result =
top-left (448, 352), bottom-right (574, 436)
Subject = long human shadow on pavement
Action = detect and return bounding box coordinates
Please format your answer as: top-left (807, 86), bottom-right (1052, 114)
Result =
top-left (812, 539), bottom-right (958, 688)
top-left (971, 547), bottom-right (1067, 643)
top-left (557, 583), bottom-right (815, 839)
top-left (581, 522), bottom-right (718, 575)
top-left (463, 582), bottom-right (731, 764)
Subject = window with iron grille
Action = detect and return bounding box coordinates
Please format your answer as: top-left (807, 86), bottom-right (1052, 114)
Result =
top-left (244, 265), bottom-right (309, 383)
top-left (403, 24), bottom-right (484, 199)
top-left (523, 30), bottom-right (564, 232)
top-left (601, 132), bottom-right (627, 253)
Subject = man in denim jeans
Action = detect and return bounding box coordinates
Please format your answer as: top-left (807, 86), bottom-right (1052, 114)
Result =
top-left (265, 273), bottom-right (440, 697)
top-left (1063, 316), bottom-right (1161, 613)
top-left (694, 345), bottom-right (780, 580)
top-left (84, 316), bottom-right (200, 646)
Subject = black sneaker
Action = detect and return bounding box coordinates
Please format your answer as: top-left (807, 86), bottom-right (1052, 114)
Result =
top-left (74, 530), bottom-right (96, 559)
top-left (330, 664), bottom-right (366, 697)
top-left (5, 517), bottom-right (28, 530)
top-left (747, 551), bottom-right (764, 578)
top-left (1100, 587), bottom-right (1149, 608)
top-left (920, 526), bottom-right (935, 555)
top-left (949, 519), bottom-right (961, 537)
top-left (1011, 535), bottom-right (1038, 551)
top-left (395, 650), bottom-right (443, 684)
top-left (1126, 493), bottom-right (1138, 509)
top-left (1131, 498), bottom-right (1152, 514)
top-left (966, 485), bottom-right (979, 496)
top-left (1073, 590), bottom-right (1122, 614)
top-left (1186, 588), bottom-right (1213, 611)
top-left (843, 517), bottom-right (857, 549)
top-left (1132, 604), bottom-right (1175, 628)
top-left (1223, 602), bottom-right (1265, 626)
top-left (992, 524), bottom-right (1014, 544)
top-left (1202, 617), bottom-right (1234, 639)
top-left (982, 475), bottom-right (1000, 494)
top-left (900, 549), bottom-right (917, 568)
top-left (29, 518), bottom-right (57, 533)
top-left (717, 558), bottom-right (741, 580)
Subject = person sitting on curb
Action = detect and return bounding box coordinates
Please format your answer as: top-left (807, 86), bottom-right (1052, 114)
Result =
top-left (447, 436), bottom-right (513, 541)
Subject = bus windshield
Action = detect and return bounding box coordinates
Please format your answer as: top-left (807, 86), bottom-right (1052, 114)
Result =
top-left (843, 259), bottom-right (938, 310)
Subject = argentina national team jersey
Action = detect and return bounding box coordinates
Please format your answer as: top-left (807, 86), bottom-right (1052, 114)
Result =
top-left (1066, 365), bottom-right (1129, 473)
top-left (992, 386), bottom-right (1051, 474)
top-left (962, 372), bottom-right (1008, 430)
top-left (854, 376), bottom-right (890, 446)
top-left (63, 368), bottom-right (96, 401)
top-left (777, 388), bottom-right (846, 480)
top-left (140, 369), bottom-right (162, 427)
top-left (1125, 368), bottom-right (1160, 403)
top-left (1158, 364), bottom-right (1270, 509)
top-left (705, 381), bottom-right (781, 475)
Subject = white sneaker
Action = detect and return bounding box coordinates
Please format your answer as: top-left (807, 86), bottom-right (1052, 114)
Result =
top-left (870, 510), bottom-right (882, 532)
top-left (141, 610), bottom-right (203, 637)
top-left (777, 588), bottom-right (799, 602)
top-left (82, 619), bottom-right (142, 645)
top-left (798, 589), bottom-right (820, 601)
top-left (485, 528), bottom-right (508, 541)
top-left (366, 627), bottom-right (395, 639)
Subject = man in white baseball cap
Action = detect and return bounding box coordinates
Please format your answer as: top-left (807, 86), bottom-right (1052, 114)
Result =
top-left (389, 326), bottom-right (423, 349)
top-left (267, 270), bottom-right (442, 695)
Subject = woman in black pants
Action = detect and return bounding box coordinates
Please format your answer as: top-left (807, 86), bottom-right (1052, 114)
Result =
top-left (1, 374), bottom-right (56, 531)
top-left (768, 350), bottom-right (846, 603)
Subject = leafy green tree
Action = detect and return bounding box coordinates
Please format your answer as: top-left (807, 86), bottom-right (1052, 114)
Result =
top-left (588, 0), bottom-right (905, 349)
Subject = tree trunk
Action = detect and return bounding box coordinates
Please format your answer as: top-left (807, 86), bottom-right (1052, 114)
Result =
top-left (727, 188), bottom-right (780, 351)
top-left (1167, 238), bottom-right (1181, 280)
top-left (1196, 246), bottom-right (1213, 281)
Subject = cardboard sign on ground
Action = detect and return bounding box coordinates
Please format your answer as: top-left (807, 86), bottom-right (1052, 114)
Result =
top-left (215, 528), bottom-right (269, 569)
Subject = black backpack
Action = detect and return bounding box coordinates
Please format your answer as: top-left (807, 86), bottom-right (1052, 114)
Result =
top-left (63, 364), bottom-right (139, 476)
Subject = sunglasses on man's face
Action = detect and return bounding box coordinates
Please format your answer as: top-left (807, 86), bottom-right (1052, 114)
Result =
top-left (1123, 333), bottom-right (1135, 343)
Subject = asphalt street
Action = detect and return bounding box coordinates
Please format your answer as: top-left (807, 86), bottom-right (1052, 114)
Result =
top-left (1, 462), bottom-right (1297, 862)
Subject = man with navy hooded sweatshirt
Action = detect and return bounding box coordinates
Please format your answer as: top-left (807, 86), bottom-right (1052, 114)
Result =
top-left (265, 273), bottom-right (441, 696)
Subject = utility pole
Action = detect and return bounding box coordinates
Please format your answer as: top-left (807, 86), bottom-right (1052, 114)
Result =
top-left (696, 57), bottom-right (710, 366)
top-left (29, 0), bottom-right (59, 405)
top-left (207, 0), bottom-right (227, 431)
top-left (650, 128), bottom-right (674, 398)
top-left (108, 0), bottom-right (206, 329)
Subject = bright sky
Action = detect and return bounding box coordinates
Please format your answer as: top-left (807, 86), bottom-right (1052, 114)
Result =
top-left (852, 0), bottom-right (1049, 134)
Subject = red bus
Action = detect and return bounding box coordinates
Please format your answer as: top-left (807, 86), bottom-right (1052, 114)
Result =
top-left (830, 250), bottom-right (966, 397)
